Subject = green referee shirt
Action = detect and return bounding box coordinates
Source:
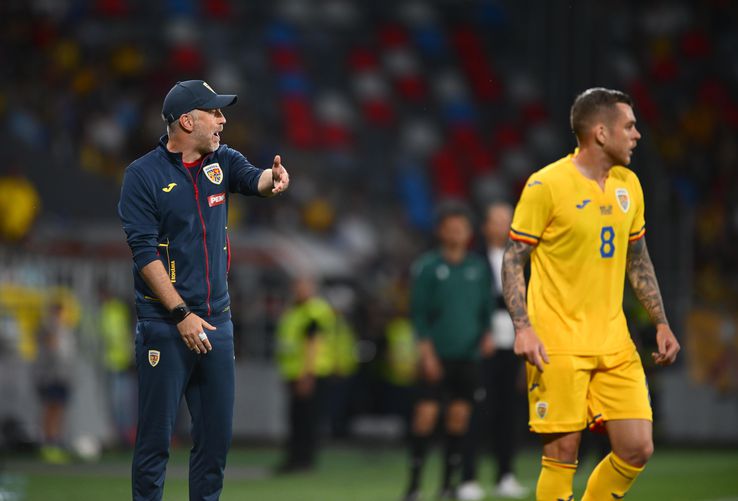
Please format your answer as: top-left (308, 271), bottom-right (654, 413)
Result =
top-left (410, 250), bottom-right (492, 360)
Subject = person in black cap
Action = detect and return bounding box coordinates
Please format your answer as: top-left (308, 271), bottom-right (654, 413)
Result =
top-left (118, 80), bottom-right (289, 501)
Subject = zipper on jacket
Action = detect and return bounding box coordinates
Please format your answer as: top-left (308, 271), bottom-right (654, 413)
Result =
top-left (186, 160), bottom-right (212, 316)
top-left (226, 229), bottom-right (231, 275)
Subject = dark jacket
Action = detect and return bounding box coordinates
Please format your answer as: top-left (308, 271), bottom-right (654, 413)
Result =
top-left (118, 135), bottom-right (263, 322)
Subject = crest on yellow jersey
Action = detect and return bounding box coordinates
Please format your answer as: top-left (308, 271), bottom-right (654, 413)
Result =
top-left (616, 188), bottom-right (630, 213)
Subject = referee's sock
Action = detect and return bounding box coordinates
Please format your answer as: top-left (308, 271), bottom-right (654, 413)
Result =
top-left (442, 433), bottom-right (463, 491)
top-left (581, 452), bottom-right (644, 501)
top-left (407, 433), bottom-right (430, 493)
top-left (537, 455), bottom-right (577, 501)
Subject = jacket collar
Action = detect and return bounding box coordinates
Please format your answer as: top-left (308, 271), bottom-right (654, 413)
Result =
top-left (158, 135), bottom-right (182, 164)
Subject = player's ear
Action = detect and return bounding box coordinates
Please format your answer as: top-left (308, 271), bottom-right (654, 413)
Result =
top-left (594, 123), bottom-right (607, 147)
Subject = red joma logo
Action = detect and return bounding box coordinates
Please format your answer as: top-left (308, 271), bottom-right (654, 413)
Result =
top-left (208, 193), bottom-right (226, 207)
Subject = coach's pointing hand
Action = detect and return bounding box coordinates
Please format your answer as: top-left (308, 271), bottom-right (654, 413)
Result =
top-left (177, 313), bottom-right (215, 354)
top-left (271, 155), bottom-right (290, 194)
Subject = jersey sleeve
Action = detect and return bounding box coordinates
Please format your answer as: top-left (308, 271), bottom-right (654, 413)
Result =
top-left (628, 174), bottom-right (646, 242)
top-left (409, 258), bottom-right (434, 340)
top-left (117, 166), bottom-right (160, 271)
top-left (509, 175), bottom-right (553, 245)
top-left (225, 147), bottom-right (264, 196)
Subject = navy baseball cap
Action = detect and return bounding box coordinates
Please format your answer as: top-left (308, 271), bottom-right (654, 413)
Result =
top-left (161, 80), bottom-right (238, 124)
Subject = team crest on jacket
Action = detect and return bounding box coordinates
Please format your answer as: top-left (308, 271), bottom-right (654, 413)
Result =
top-left (536, 401), bottom-right (548, 419)
top-left (148, 350), bottom-right (160, 367)
top-left (615, 188), bottom-right (630, 213)
top-left (203, 163), bottom-right (223, 185)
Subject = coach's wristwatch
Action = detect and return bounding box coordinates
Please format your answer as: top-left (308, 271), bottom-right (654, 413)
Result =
top-left (171, 303), bottom-right (192, 324)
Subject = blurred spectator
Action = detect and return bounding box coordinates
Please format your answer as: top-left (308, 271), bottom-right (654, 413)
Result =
top-left (377, 312), bottom-right (417, 432)
top-left (0, 167), bottom-right (40, 244)
top-left (324, 312), bottom-right (358, 438)
top-left (98, 284), bottom-right (136, 448)
top-left (687, 308), bottom-right (738, 394)
top-left (325, 286), bottom-right (359, 438)
top-left (459, 202), bottom-right (528, 500)
top-left (275, 276), bottom-right (336, 473)
top-left (33, 299), bottom-right (76, 464)
top-left (0, 311), bottom-right (35, 454)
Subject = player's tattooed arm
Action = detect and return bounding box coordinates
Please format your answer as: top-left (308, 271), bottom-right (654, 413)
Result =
top-left (626, 237), bottom-right (668, 326)
top-left (502, 238), bottom-right (534, 331)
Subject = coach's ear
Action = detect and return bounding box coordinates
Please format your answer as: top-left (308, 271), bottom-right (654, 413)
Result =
top-left (178, 113), bottom-right (195, 133)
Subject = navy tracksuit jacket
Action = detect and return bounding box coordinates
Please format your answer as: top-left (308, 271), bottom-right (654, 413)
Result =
top-left (118, 135), bottom-right (264, 501)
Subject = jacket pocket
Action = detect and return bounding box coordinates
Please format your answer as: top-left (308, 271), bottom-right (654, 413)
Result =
top-left (158, 239), bottom-right (176, 284)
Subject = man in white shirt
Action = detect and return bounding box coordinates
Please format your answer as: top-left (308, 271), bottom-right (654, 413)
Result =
top-left (458, 202), bottom-right (529, 500)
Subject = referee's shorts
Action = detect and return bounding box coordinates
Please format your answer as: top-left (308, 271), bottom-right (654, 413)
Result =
top-left (416, 359), bottom-right (482, 403)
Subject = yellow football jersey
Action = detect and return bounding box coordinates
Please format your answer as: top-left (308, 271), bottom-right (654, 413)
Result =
top-left (510, 153), bottom-right (646, 355)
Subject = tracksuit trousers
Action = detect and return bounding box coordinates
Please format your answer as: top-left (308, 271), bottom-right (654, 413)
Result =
top-left (131, 318), bottom-right (234, 501)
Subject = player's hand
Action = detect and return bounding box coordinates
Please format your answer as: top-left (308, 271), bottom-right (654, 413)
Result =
top-left (480, 332), bottom-right (496, 358)
top-left (176, 313), bottom-right (215, 354)
top-left (295, 373), bottom-right (315, 398)
top-left (271, 155), bottom-right (290, 194)
top-left (421, 353), bottom-right (443, 383)
top-left (652, 324), bottom-right (680, 366)
top-left (514, 326), bottom-right (549, 372)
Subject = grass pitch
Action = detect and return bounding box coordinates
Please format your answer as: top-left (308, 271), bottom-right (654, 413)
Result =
top-left (4, 445), bottom-right (738, 500)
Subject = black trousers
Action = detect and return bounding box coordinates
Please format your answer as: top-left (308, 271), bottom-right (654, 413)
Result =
top-left (284, 377), bottom-right (326, 467)
top-left (463, 349), bottom-right (523, 483)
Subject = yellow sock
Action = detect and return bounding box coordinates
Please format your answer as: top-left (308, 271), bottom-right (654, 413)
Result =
top-left (582, 452), bottom-right (644, 500)
top-left (537, 455), bottom-right (577, 501)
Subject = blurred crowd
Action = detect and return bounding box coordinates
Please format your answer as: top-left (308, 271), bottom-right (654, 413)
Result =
top-left (1, 0), bottom-right (736, 304)
top-left (0, 0), bottom-right (737, 456)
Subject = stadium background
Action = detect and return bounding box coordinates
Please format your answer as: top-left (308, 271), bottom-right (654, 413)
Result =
top-left (0, 0), bottom-right (737, 499)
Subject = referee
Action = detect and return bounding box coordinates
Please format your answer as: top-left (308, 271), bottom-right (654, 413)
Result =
top-left (403, 201), bottom-right (493, 501)
top-left (118, 80), bottom-right (289, 500)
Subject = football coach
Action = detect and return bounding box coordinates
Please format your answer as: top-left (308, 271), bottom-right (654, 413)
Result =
top-left (118, 80), bottom-right (289, 500)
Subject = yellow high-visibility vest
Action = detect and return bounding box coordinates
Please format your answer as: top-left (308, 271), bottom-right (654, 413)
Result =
top-left (276, 297), bottom-right (335, 380)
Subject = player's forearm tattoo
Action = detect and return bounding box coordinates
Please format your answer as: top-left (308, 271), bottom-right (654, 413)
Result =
top-left (626, 238), bottom-right (668, 326)
top-left (502, 238), bottom-right (534, 331)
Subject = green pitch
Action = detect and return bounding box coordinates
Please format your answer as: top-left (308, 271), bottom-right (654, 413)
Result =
top-left (5, 446), bottom-right (738, 500)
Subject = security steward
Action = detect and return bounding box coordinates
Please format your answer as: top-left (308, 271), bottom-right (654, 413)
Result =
top-left (275, 276), bottom-right (335, 473)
